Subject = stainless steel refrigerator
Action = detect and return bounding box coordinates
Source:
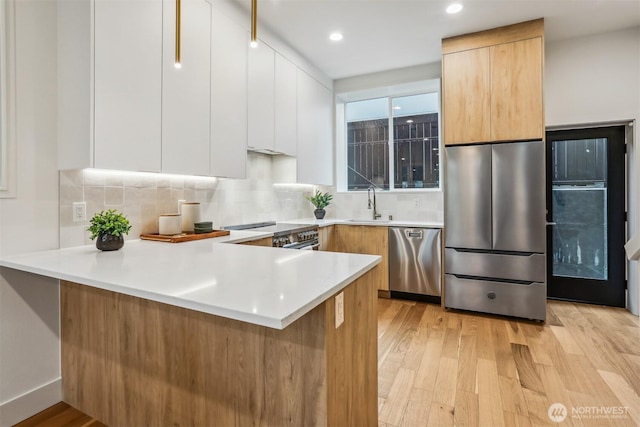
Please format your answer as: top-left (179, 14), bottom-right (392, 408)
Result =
top-left (444, 140), bottom-right (546, 321)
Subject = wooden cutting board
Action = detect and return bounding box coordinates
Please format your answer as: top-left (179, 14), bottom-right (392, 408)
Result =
top-left (140, 230), bottom-right (230, 243)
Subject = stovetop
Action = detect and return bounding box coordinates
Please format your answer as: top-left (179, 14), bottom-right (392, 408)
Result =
top-left (224, 221), bottom-right (318, 237)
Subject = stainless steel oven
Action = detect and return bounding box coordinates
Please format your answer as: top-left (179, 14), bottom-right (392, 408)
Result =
top-left (224, 222), bottom-right (319, 250)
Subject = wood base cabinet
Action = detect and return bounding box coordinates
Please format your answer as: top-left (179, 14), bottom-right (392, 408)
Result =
top-left (333, 225), bottom-right (389, 293)
top-left (61, 274), bottom-right (378, 426)
top-left (318, 225), bottom-right (335, 251)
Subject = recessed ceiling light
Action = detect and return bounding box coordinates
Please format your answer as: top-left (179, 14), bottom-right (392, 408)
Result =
top-left (393, 106), bottom-right (402, 110)
top-left (406, 119), bottom-right (414, 123)
top-left (446, 3), bottom-right (463, 14)
top-left (329, 32), bottom-right (343, 41)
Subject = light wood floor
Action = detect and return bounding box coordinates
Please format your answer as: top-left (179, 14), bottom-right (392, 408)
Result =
top-left (378, 299), bottom-right (640, 427)
top-left (15, 300), bottom-right (640, 427)
top-left (13, 402), bottom-right (104, 427)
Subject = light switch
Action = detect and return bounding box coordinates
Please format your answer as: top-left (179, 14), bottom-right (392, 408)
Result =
top-left (335, 292), bottom-right (344, 328)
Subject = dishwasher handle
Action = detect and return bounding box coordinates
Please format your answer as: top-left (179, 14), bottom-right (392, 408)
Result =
top-left (405, 230), bottom-right (423, 239)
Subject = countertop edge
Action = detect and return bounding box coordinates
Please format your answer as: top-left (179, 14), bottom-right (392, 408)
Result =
top-left (282, 218), bottom-right (444, 228)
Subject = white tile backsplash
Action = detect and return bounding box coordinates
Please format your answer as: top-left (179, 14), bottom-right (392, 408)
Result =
top-left (59, 152), bottom-right (444, 248)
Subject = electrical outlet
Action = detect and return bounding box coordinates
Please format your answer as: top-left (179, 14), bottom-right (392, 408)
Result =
top-left (335, 292), bottom-right (344, 328)
top-left (72, 202), bottom-right (87, 222)
top-left (414, 199), bottom-right (421, 208)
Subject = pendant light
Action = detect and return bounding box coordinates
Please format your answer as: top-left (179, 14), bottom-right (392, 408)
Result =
top-left (175, 0), bottom-right (182, 68)
top-left (250, 0), bottom-right (258, 48)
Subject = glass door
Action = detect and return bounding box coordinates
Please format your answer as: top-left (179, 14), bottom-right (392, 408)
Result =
top-left (546, 126), bottom-right (626, 307)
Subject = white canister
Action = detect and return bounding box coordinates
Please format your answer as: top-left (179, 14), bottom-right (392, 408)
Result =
top-left (159, 214), bottom-right (182, 235)
top-left (181, 202), bottom-right (201, 232)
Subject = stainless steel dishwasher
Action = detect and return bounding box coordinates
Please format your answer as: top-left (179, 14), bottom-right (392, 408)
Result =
top-left (389, 227), bottom-right (442, 303)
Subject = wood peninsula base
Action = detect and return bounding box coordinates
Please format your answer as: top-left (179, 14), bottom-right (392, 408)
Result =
top-left (61, 269), bottom-right (378, 426)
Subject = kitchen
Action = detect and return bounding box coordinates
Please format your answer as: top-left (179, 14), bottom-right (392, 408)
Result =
top-left (1, 0), bottom-right (639, 426)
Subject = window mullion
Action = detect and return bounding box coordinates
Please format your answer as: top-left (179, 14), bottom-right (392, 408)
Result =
top-left (388, 97), bottom-right (394, 191)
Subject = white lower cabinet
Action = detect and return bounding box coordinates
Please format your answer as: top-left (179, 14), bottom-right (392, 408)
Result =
top-left (161, 0), bottom-right (212, 176)
top-left (210, 7), bottom-right (248, 178)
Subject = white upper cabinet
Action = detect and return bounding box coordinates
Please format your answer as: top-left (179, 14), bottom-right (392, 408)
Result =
top-left (274, 53), bottom-right (297, 156)
top-left (210, 8), bottom-right (247, 179)
top-left (93, 0), bottom-right (162, 172)
top-left (247, 42), bottom-right (276, 152)
top-left (59, 0), bottom-right (330, 180)
top-left (248, 46), bottom-right (298, 156)
top-left (296, 70), bottom-right (333, 185)
top-left (161, 0), bottom-right (211, 176)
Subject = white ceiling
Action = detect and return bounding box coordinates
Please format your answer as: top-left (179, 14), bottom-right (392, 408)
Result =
top-left (235, 0), bottom-right (640, 80)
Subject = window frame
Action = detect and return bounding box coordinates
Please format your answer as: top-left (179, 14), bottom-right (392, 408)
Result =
top-left (335, 79), bottom-right (442, 193)
top-left (0, 0), bottom-right (15, 198)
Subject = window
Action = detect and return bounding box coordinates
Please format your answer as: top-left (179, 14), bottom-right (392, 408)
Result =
top-left (0, 0), bottom-right (15, 198)
top-left (338, 82), bottom-right (440, 192)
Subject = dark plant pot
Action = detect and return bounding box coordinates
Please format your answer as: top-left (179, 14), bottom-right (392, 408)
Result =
top-left (96, 233), bottom-right (125, 251)
top-left (314, 208), bottom-right (326, 220)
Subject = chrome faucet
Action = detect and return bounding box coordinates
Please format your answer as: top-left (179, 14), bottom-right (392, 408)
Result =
top-left (367, 185), bottom-right (382, 220)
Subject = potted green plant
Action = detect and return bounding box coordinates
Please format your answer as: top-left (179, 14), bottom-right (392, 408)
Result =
top-left (306, 190), bottom-right (333, 220)
top-left (88, 209), bottom-right (132, 251)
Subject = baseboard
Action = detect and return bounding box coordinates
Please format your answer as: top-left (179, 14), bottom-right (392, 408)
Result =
top-left (0, 378), bottom-right (61, 427)
top-left (377, 290), bottom-right (391, 299)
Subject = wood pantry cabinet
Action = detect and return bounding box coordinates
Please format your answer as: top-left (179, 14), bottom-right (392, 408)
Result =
top-left (331, 225), bottom-right (389, 293)
top-left (442, 19), bottom-right (544, 146)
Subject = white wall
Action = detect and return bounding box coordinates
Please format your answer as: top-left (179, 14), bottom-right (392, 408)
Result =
top-left (545, 26), bottom-right (640, 314)
top-left (0, 1), bottom-right (60, 425)
top-left (546, 27), bottom-right (639, 127)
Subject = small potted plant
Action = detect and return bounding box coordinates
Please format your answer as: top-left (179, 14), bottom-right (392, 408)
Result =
top-left (306, 190), bottom-right (333, 220)
top-left (88, 209), bottom-right (132, 251)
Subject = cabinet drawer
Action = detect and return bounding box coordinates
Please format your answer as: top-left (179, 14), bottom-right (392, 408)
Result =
top-left (444, 274), bottom-right (546, 321)
top-left (445, 248), bottom-right (545, 282)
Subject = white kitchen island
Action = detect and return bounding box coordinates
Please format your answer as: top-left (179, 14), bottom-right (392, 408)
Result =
top-left (0, 239), bottom-right (381, 426)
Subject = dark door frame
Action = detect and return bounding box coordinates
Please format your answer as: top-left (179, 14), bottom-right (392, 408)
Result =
top-left (546, 125), bottom-right (626, 307)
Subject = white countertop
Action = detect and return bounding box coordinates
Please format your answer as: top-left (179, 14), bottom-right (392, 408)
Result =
top-left (0, 238), bottom-right (380, 330)
top-left (283, 218), bottom-right (444, 228)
